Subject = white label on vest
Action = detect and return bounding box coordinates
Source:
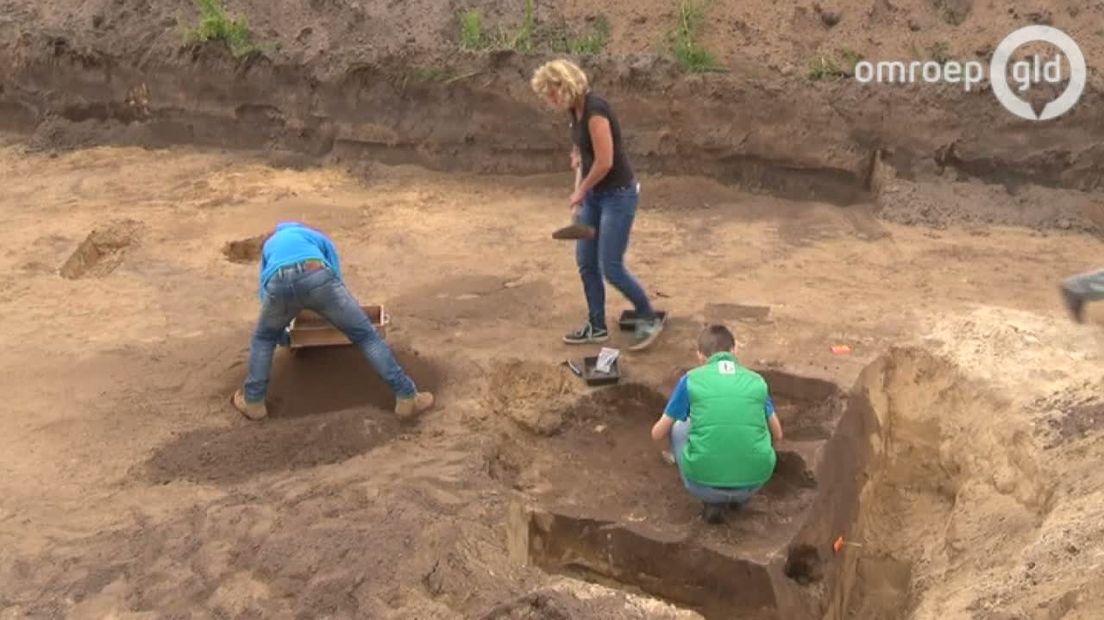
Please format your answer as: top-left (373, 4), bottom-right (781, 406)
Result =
top-left (718, 361), bottom-right (736, 374)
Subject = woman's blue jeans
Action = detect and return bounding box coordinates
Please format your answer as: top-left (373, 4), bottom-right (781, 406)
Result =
top-left (243, 263), bottom-right (417, 403)
top-left (575, 184), bottom-right (656, 330)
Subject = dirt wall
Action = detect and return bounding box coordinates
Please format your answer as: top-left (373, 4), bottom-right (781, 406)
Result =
top-left (2, 0), bottom-right (1103, 226)
top-left (834, 347), bottom-right (1057, 619)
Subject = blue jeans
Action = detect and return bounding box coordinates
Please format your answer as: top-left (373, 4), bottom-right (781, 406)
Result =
top-left (671, 420), bottom-right (762, 505)
top-left (243, 262), bottom-right (417, 403)
top-left (575, 184), bottom-right (656, 330)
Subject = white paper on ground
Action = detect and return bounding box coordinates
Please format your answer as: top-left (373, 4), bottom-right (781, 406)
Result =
top-left (596, 347), bottom-right (620, 373)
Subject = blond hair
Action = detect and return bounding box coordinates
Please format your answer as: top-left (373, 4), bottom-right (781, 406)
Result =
top-left (530, 59), bottom-right (589, 104)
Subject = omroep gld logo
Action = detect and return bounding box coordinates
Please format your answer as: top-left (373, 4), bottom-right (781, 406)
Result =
top-left (990, 25), bottom-right (1086, 121)
top-left (854, 25), bottom-right (1087, 121)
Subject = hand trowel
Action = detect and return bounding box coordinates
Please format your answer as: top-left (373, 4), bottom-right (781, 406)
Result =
top-left (551, 166), bottom-right (596, 240)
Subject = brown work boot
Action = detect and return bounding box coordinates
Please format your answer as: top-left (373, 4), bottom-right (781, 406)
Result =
top-left (395, 391), bottom-right (435, 422)
top-left (231, 389), bottom-right (268, 421)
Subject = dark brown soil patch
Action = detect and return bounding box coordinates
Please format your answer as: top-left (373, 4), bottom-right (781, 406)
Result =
top-left (59, 219), bottom-right (142, 279)
top-left (266, 346), bottom-right (443, 418)
top-left (476, 586), bottom-right (683, 619)
top-left (1047, 401), bottom-right (1104, 446)
top-left (143, 409), bottom-right (397, 485)
top-left (477, 591), bottom-right (586, 620)
top-left (703, 302), bottom-right (772, 322)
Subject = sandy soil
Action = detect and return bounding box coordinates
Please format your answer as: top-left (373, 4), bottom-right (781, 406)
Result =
top-left (0, 137), bottom-right (1101, 618)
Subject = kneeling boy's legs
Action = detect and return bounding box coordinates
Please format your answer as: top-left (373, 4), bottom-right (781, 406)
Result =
top-left (680, 475), bottom-right (760, 505)
top-left (671, 419), bottom-right (690, 459)
top-left (672, 419), bottom-right (762, 505)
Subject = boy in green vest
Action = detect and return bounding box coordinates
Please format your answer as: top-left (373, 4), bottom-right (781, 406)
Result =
top-left (650, 324), bottom-right (783, 524)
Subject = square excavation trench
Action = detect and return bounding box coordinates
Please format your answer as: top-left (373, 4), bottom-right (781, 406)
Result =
top-left (505, 370), bottom-right (867, 619)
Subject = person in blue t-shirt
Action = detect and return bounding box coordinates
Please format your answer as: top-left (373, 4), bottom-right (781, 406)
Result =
top-left (231, 222), bottom-right (434, 422)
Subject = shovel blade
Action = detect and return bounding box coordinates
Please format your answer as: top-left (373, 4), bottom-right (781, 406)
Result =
top-left (552, 223), bottom-right (596, 240)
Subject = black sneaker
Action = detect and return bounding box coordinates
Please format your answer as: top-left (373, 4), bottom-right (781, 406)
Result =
top-left (1061, 286), bottom-right (1085, 323)
top-left (563, 323), bottom-right (609, 344)
top-left (702, 503), bottom-right (725, 524)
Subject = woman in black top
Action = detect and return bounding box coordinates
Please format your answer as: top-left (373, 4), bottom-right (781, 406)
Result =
top-left (531, 59), bottom-right (663, 351)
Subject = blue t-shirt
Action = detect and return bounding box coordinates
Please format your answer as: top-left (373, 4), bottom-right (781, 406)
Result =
top-left (664, 374), bottom-right (775, 422)
top-left (258, 222), bottom-right (343, 298)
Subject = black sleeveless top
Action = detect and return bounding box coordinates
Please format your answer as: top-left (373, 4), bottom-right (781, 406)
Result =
top-left (570, 92), bottom-right (635, 192)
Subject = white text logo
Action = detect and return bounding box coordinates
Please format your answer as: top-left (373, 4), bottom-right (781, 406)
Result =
top-left (853, 26), bottom-right (1086, 121)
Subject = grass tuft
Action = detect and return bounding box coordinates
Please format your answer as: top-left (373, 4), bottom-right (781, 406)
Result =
top-left (670, 0), bottom-right (724, 73)
top-left (566, 16), bottom-right (610, 55)
top-left (185, 0), bottom-right (259, 58)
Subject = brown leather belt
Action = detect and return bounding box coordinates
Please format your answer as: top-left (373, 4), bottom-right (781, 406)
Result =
top-left (302, 260), bottom-right (325, 271)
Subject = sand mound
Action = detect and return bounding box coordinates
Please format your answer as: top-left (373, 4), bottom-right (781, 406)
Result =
top-left (222, 234), bottom-right (267, 263)
top-left (59, 219), bottom-right (142, 279)
top-left (481, 360), bottom-right (579, 436)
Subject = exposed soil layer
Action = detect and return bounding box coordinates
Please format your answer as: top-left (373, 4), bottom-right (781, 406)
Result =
top-left (2, 1), bottom-right (1104, 231)
top-left (832, 347), bottom-right (1055, 618)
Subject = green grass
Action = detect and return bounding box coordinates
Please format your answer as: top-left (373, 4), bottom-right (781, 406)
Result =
top-left (670, 0), bottom-right (723, 73)
top-left (566, 15), bottom-right (610, 55)
top-left (458, 0), bottom-right (535, 51)
top-left (808, 55), bottom-right (846, 80)
top-left (185, 0), bottom-right (259, 58)
top-left (458, 2), bottom-right (607, 56)
top-left (839, 48), bottom-right (865, 72)
top-left (459, 10), bottom-right (485, 50)
top-left (511, 0), bottom-right (535, 52)
top-left (807, 48), bottom-right (864, 80)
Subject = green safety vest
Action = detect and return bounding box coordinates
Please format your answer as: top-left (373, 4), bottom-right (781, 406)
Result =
top-left (680, 352), bottom-right (776, 487)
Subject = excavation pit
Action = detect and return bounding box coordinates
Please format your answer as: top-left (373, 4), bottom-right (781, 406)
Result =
top-left (266, 345), bottom-right (443, 418)
top-left (505, 369), bottom-right (864, 619)
top-left (141, 346), bottom-right (443, 485)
